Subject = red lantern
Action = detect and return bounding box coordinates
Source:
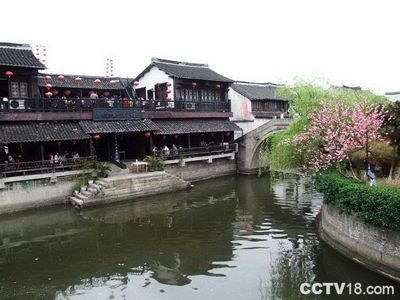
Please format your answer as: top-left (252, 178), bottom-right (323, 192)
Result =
top-left (5, 71), bottom-right (13, 78)
top-left (45, 83), bottom-right (52, 90)
top-left (75, 77), bottom-right (82, 83)
top-left (103, 91), bottom-right (110, 96)
top-left (133, 81), bottom-right (139, 86)
top-left (45, 75), bottom-right (52, 82)
top-left (93, 134), bottom-right (101, 141)
top-left (166, 82), bottom-right (172, 87)
top-left (45, 91), bottom-right (53, 98)
top-left (53, 90), bottom-right (59, 95)
top-left (109, 80), bottom-right (116, 84)
top-left (166, 89), bottom-right (171, 94)
top-left (94, 79), bottom-right (101, 85)
top-left (144, 131), bottom-right (151, 138)
top-left (192, 82), bottom-right (197, 87)
top-left (216, 84), bottom-right (221, 88)
top-left (57, 75), bottom-right (65, 81)
top-left (64, 90), bottom-right (71, 96)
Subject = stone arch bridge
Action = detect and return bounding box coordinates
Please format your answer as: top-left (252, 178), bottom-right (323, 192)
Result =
top-left (236, 119), bottom-right (290, 174)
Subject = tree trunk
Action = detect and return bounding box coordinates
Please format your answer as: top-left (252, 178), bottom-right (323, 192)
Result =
top-left (389, 144), bottom-right (397, 180)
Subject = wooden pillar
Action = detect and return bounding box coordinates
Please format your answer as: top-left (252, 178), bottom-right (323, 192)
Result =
top-left (187, 134), bottom-right (191, 148)
top-left (40, 143), bottom-right (45, 161)
top-left (150, 135), bottom-right (153, 154)
top-left (89, 139), bottom-right (95, 156)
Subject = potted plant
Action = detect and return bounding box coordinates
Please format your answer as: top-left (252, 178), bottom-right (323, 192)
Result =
top-left (95, 162), bottom-right (111, 178)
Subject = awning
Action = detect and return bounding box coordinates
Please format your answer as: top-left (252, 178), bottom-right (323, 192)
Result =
top-left (152, 119), bottom-right (241, 135)
top-left (0, 122), bottom-right (89, 144)
top-left (79, 119), bottom-right (159, 134)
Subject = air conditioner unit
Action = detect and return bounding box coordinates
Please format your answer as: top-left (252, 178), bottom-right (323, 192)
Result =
top-left (185, 102), bottom-right (196, 110)
top-left (8, 99), bottom-right (25, 110)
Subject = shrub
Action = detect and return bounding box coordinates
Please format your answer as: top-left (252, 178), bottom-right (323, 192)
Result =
top-left (143, 155), bottom-right (165, 171)
top-left (314, 170), bottom-right (400, 230)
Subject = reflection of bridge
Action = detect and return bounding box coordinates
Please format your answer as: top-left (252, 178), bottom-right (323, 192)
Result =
top-left (236, 119), bottom-right (290, 174)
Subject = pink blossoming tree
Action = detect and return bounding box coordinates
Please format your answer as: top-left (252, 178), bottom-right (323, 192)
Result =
top-left (293, 100), bottom-right (385, 173)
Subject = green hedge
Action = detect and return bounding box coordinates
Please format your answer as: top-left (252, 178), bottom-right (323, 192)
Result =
top-left (314, 171), bottom-right (400, 230)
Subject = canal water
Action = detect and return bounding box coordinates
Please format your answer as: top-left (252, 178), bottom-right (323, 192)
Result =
top-left (0, 175), bottom-right (398, 300)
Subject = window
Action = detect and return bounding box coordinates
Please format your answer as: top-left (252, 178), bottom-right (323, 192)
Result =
top-left (10, 81), bottom-right (28, 98)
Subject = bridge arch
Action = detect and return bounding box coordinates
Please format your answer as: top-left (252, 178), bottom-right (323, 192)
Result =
top-left (235, 119), bottom-right (290, 174)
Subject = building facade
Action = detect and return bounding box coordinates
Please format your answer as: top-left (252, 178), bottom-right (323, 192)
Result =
top-left (0, 46), bottom-right (240, 178)
top-left (229, 81), bottom-right (288, 138)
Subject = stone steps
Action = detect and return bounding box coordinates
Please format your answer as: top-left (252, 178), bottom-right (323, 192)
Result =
top-left (69, 171), bottom-right (191, 209)
top-left (69, 196), bottom-right (83, 208)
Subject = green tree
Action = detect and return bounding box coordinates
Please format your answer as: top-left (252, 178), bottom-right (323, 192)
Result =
top-left (383, 101), bottom-right (400, 179)
top-left (260, 82), bottom-right (386, 172)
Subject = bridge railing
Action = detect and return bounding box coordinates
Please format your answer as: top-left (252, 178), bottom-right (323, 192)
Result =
top-left (153, 143), bottom-right (237, 160)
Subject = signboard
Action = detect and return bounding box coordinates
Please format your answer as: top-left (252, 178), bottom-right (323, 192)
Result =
top-left (93, 108), bottom-right (141, 121)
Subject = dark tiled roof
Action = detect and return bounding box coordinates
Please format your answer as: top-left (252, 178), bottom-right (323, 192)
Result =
top-left (153, 119), bottom-right (241, 135)
top-left (0, 122), bottom-right (89, 144)
top-left (79, 119), bottom-right (158, 134)
top-left (38, 74), bottom-right (133, 90)
top-left (0, 45), bottom-right (45, 69)
top-left (252, 112), bottom-right (289, 118)
top-left (386, 91), bottom-right (400, 96)
top-left (136, 58), bottom-right (233, 83)
top-left (231, 82), bottom-right (285, 101)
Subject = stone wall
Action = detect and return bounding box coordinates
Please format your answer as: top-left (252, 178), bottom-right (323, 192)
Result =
top-left (0, 159), bottom-right (237, 214)
top-left (319, 203), bottom-right (400, 282)
top-left (0, 177), bottom-right (76, 214)
top-left (82, 171), bottom-right (189, 207)
top-left (165, 159), bottom-right (236, 182)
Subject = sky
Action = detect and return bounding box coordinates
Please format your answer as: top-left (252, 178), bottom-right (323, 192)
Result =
top-left (1, 0), bottom-right (399, 94)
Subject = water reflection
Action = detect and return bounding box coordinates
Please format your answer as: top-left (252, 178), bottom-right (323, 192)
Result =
top-left (0, 175), bottom-right (398, 300)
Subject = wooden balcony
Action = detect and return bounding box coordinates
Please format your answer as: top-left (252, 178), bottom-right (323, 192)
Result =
top-left (0, 97), bottom-right (231, 113)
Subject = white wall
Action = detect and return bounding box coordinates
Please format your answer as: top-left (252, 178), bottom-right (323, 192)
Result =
top-left (229, 88), bottom-right (253, 122)
top-left (229, 88), bottom-right (273, 139)
top-left (232, 119), bottom-right (270, 139)
top-left (386, 93), bottom-right (400, 102)
top-left (135, 66), bottom-right (174, 100)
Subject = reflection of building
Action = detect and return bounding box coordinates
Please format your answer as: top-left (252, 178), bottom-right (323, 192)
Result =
top-left (0, 181), bottom-right (237, 296)
top-left (229, 81), bottom-right (288, 138)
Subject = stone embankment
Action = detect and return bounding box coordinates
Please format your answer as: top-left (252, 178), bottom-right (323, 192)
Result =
top-left (69, 171), bottom-right (190, 208)
top-left (319, 203), bottom-right (400, 282)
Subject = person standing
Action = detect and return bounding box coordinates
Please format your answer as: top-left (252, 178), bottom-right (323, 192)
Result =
top-left (364, 151), bottom-right (377, 187)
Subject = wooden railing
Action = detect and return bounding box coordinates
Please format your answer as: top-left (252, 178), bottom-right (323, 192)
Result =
top-left (0, 97), bottom-right (231, 113)
top-left (0, 156), bottom-right (97, 178)
top-left (153, 143), bottom-right (237, 160)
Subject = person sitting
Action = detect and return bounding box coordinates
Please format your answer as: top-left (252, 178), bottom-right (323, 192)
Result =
top-left (7, 155), bottom-right (15, 164)
top-left (152, 146), bottom-right (158, 157)
top-left (90, 92), bottom-right (99, 100)
top-left (200, 140), bottom-right (207, 147)
top-left (54, 153), bottom-right (60, 164)
top-left (162, 145), bottom-right (170, 156)
top-left (172, 144), bottom-right (179, 156)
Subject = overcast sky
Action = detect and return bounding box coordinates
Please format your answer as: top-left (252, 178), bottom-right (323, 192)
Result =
top-left (1, 0), bottom-right (398, 94)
